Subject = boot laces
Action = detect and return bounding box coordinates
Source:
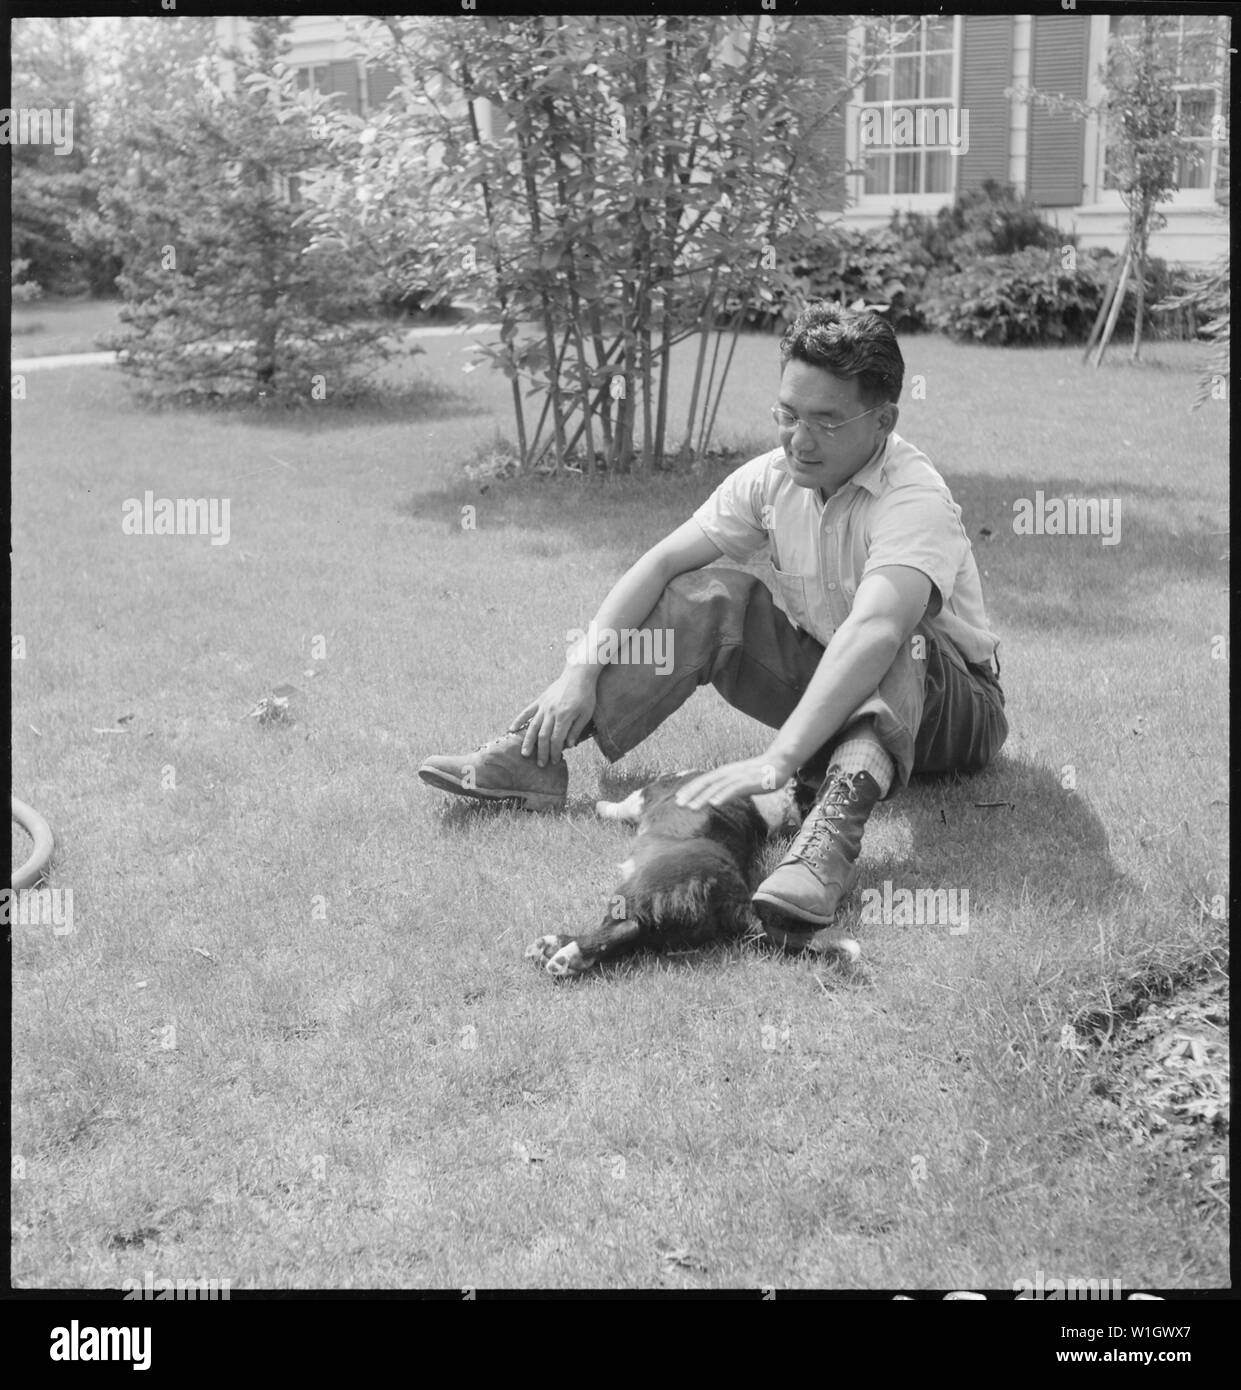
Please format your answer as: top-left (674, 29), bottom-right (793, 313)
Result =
top-left (794, 772), bottom-right (863, 858)
top-left (474, 731), bottom-right (522, 754)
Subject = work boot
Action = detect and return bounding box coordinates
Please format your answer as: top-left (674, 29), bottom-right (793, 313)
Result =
top-left (418, 731), bottom-right (567, 812)
top-left (751, 766), bottom-right (882, 928)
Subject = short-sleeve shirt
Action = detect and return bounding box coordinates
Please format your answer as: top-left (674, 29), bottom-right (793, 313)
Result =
top-left (691, 433), bottom-right (999, 668)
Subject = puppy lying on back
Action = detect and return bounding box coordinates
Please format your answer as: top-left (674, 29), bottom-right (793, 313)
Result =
top-left (525, 771), bottom-right (859, 978)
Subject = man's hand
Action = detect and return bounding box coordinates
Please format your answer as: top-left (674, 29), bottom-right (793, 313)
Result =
top-left (510, 665), bottom-right (598, 767)
top-left (674, 752), bottom-right (798, 810)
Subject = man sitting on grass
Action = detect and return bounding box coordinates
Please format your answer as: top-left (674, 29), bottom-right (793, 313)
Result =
top-left (420, 302), bottom-right (1008, 946)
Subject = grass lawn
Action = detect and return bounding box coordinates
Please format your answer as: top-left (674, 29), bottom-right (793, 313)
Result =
top-left (10, 322), bottom-right (1229, 1290)
top-left (11, 296), bottom-right (124, 358)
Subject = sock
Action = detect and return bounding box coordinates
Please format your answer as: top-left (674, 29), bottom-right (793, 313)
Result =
top-left (828, 733), bottom-right (895, 799)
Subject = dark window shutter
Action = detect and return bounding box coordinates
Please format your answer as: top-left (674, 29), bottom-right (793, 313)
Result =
top-left (957, 15), bottom-right (1013, 193)
top-left (324, 59), bottom-right (361, 115)
top-left (1027, 13), bottom-right (1089, 206)
top-left (366, 65), bottom-right (399, 111)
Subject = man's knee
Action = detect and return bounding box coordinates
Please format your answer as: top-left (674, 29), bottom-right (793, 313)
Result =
top-left (649, 566), bottom-right (768, 639)
top-left (660, 565), bottom-right (762, 606)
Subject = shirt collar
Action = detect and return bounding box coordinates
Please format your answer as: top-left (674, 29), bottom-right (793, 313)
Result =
top-left (850, 434), bottom-right (892, 497)
top-left (814, 434), bottom-right (892, 506)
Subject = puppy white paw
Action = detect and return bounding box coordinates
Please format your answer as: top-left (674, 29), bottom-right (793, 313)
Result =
top-left (545, 941), bottom-right (587, 977)
top-left (808, 927), bottom-right (861, 962)
top-left (525, 934), bottom-right (565, 964)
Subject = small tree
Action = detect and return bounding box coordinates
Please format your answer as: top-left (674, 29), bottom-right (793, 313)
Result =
top-left (1014, 15), bottom-right (1225, 362)
top-left (1154, 247), bottom-right (1230, 408)
top-left (9, 16), bottom-right (114, 296)
top-left (100, 16), bottom-right (390, 404)
top-left (304, 14), bottom-right (900, 472)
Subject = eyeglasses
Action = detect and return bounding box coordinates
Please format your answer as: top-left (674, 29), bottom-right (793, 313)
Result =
top-left (771, 404), bottom-right (880, 434)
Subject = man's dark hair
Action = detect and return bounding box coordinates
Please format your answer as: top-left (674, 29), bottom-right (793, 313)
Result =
top-left (779, 302), bottom-right (904, 407)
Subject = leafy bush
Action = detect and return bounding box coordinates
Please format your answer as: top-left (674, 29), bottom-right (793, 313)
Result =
top-left (893, 179), bottom-right (1065, 266)
top-left (11, 258), bottom-right (43, 303)
top-left (779, 223), bottom-right (933, 333)
top-left (101, 19), bottom-right (393, 406)
top-left (768, 182), bottom-right (1066, 333)
top-left (921, 248), bottom-right (1117, 345)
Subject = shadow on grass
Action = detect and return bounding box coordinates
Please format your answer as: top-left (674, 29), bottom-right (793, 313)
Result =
top-left (427, 748), bottom-right (1121, 969)
top-left (863, 751), bottom-right (1124, 914)
top-left (399, 465), bottom-right (748, 550)
top-left (944, 473), bottom-right (1227, 636)
top-left (406, 466), bottom-right (1226, 630)
top-left (602, 753), bottom-right (1124, 924)
top-left (122, 376), bottom-right (480, 434)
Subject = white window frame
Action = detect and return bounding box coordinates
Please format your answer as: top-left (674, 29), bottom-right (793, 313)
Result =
top-left (1086, 14), bottom-right (1227, 209)
top-left (295, 63), bottom-right (329, 96)
top-left (846, 15), bottom-right (964, 214)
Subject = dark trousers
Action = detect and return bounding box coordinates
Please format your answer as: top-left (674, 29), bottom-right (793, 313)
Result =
top-left (589, 567), bottom-right (1008, 798)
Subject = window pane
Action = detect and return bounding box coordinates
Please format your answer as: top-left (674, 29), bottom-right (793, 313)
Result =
top-left (925, 150), bottom-right (952, 194)
top-left (925, 18), bottom-right (953, 52)
top-left (864, 152), bottom-right (891, 196)
top-left (1154, 28), bottom-right (1180, 72)
top-left (1181, 26), bottom-right (1222, 84)
top-left (1178, 93), bottom-right (1214, 140)
top-left (894, 150), bottom-right (919, 194)
top-left (1176, 142), bottom-right (1211, 190)
top-left (924, 51), bottom-right (953, 99)
top-left (893, 55), bottom-right (918, 101)
top-left (864, 69), bottom-right (890, 104)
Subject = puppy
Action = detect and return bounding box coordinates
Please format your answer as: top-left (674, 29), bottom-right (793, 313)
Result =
top-left (525, 771), bottom-right (858, 978)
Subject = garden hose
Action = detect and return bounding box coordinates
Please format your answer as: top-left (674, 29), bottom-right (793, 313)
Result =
top-left (11, 795), bottom-right (54, 890)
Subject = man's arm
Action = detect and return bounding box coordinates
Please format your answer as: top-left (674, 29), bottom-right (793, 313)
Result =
top-left (567, 519), bottom-right (724, 670)
top-left (513, 520), bottom-right (723, 764)
top-left (764, 564), bottom-right (932, 772)
top-left (677, 564), bottom-right (932, 808)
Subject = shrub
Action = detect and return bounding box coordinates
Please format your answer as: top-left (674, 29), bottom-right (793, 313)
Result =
top-left (788, 224), bottom-right (932, 332)
top-left (768, 183), bottom-right (1066, 334)
top-left (896, 179), bottom-right (1065, 265)
top-left (11, 258), bottom-right (43, 303)
top-left (921, 248), bottom-right (1116, 345)
top-left (766, 221), bottom-right (933, 332)
top-left (101, 19), bottom-right (392, 406)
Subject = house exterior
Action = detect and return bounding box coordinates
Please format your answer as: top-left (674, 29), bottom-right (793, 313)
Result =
top-left (834, 13), bottom-right (1229, 266)
top-left (218, 13), bottom-right (1230, 266)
